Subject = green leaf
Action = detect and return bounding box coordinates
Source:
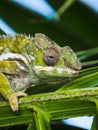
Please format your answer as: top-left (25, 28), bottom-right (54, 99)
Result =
top-left (27, 123), bottom-right (36, 130)
top-left (82, 60), bottom-right (98, 69)
top-left (27, 106), bottom-right (51, 130)
top-left (77, 48), bottom-right (98, 61)
top-left (89, 98), bottom-right (98, 130)
top-left (56, 67), bottom-right (98, 92)
top-left (90, 114), bottom-right (98, 130)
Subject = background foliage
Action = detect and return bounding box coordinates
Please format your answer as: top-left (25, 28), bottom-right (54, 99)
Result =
top-left (0, 0), bottom-right (98, 130)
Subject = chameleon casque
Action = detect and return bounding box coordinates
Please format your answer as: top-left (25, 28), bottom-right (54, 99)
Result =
top-left (0, 33), bottom-right (81, 113)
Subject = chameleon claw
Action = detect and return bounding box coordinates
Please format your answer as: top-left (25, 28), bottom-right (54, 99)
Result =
top-left (8, 91), bottom-right (27, 113)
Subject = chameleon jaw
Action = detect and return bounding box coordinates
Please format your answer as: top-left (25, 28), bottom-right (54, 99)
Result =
top-left (34, 66), bottom-right (79, 79)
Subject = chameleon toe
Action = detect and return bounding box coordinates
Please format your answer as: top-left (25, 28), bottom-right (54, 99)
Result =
top-left (8, 92), bottom-right (27, 112)
top-left (16, 91), bottom-right (28, 97)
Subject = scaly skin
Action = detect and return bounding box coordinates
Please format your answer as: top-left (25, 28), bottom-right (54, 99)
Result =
top-left (0, 34), bottom-right (31, 54)
top-left (0, 33), bottom-right (81, 113)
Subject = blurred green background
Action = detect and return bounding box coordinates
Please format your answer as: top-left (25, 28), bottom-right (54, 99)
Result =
top-left (0, 0), bottom-right (98, 130)
top-left (0, 0), bottom-right (98, 51)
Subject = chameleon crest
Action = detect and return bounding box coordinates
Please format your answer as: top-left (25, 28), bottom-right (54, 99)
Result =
top-left (0, 33), bottom-right (81, 112)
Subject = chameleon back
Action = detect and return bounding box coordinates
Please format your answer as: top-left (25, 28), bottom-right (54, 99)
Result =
top-left (0, 34), bottom-right (32, 54)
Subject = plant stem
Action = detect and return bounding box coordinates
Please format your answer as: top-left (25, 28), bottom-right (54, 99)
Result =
top-left (0, 87), bottom-right (97, 127)
top-left (57, 0), bottom-right (76, 17)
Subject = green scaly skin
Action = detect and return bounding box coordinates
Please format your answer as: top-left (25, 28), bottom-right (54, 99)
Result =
top-left (0, 33), bottom-right (81, 113)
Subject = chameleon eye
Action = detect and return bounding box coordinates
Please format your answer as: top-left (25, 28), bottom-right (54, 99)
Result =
top-left (43, 48), bottom-right (60, 66)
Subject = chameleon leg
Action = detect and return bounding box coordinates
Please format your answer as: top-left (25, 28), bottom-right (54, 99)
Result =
top-left (0, 72), bottom-right (27, 112)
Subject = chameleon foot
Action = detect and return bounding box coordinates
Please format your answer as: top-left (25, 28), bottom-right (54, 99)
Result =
top-left (8, 91), bottom-right (27, 113)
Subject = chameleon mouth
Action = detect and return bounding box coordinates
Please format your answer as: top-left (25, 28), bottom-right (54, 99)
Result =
top-left (34, 66), bottom-right (79, 78)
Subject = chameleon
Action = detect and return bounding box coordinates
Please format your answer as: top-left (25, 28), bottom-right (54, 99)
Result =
top-left (0, 33), bottom-right (81, 113)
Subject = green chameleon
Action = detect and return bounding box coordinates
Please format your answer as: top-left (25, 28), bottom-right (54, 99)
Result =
top-left (0, 33), bottom-right (81, 113)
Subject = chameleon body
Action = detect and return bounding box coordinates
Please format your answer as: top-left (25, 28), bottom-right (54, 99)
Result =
top-left (0, 33), bottom-right (81, 112)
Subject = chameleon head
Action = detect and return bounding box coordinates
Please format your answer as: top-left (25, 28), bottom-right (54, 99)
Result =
top-left (32, 33), bottom-right (81, 82)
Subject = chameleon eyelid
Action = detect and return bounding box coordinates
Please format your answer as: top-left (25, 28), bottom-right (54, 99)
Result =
top-left (43, 47), bottom-right (60, 66)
